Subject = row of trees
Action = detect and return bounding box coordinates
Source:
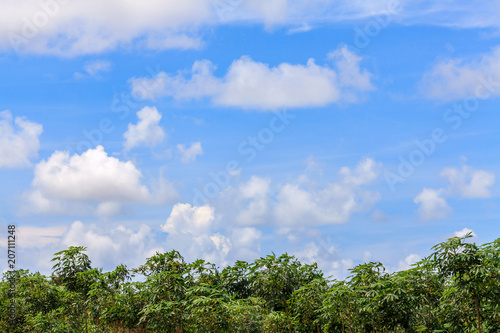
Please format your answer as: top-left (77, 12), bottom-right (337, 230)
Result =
top-left (1, 232), bottom-right (500, 332)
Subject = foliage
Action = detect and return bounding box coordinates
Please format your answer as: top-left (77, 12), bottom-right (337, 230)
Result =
top-left (1, 233), bottom-right (500, 332)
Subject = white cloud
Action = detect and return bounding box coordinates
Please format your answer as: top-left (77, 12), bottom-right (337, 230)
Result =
top-left (0, 110), bottom-right (43, 168)
top-left (162, 203), bottom-right (229, 265)
top-left (454, 227), bottom-right (477, 238)
top-left (25, 146), bottom-right (177, 215)
top-left (1, 0), bottom-right (214, 56)
top-left (229, 227), bottom-right (262, 260)
top-left (130, 47), bottom-right (374, 110)
top-left (124, 106), bottom-right (165, 150)
top-left (145, 34), bottom-right (203, 50)
top-left (161, 203), bottom-right (263, 266)
top-left (213, 158), bottom-right (380, 227)
top-left (236, 176), bottom-right (271, 225)
top-left (414, 188), bottom-right (451, 220)
top-left (60, 221), bottom-right (156, 268)
top-left (274, 158), bottom-right (380, 226)
top-left (421, 46), bottom-right (500, 100)
top-left (2, 1), bottom-right (500, 56)
top-left (74, 60), bottom-right (112, 78)
top-left (441, 165), bottom-right (495, 198)
top-left (397, 253), bottom-right (421, 271)
top-left (162, 203), bottom-right (215, 236)
top-left (414, 162), bottom-right (495, 220)
top-left (177, 142), bottom-right (203, 163)
top-left (85, 60), bottom-right (111, 76)
top-left (17, 225), bottom-right (67, 248)
top-left (2, 221), bottom-right (160, 273)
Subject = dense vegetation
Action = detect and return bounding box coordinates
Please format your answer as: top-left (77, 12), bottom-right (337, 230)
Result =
top-left (2, 232), bottom-right (500, 332)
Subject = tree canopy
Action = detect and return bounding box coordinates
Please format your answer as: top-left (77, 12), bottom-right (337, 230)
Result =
top-left (2, 232), bottom-right (500, 332)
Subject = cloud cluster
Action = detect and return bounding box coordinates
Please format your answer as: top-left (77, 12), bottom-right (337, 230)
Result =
top-left (130, 47), bottom-right (374, 110)
top-left (0, 111), bottom-right (43, 168)
top-left (440, 165), bottom-right (495, 198)
top-left (2, 1), bottom-right (500, 56)
top-left (217, 158), bottom-right (381, 227)
top-left (124, 106), bottom-right (166, 150)
top-left (414, 162), bottom-right (495, 220)
top-left (25, 146), bottom-right (177, 215)
top-left (3, 213), bottom-right (261, 274)
top-left (1, 0), bottom-right (213, 56)
top-left (162, 203), bottom-right (261, 265)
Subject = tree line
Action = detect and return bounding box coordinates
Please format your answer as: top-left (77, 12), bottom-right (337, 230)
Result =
top-left (1, 232), bottom-right (500, 332)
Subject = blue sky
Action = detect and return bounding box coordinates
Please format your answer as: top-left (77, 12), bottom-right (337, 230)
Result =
top-left (1, 0), bottom-right (500, 278)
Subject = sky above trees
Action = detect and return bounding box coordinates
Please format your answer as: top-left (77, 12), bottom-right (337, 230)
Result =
top-left (0, 0), bottom-right (499, 278)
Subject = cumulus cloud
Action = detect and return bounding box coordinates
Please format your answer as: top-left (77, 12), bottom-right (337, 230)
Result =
top-left (0, 110), bottom-right (43, 168)
top-left (1, 0), bottom-right (214, 56)
top-left (0, 221), bottom-right (161, 273)
top-left (294, 238), bottom-right (353, 280)
top-left (397, 253), bottom-right (421, 271)
top-left (229, 227), bottom-right (262, 260)
top-left (177, 142), bottom-right (203, 163)
top-left (130, 47), bottom-right (374, 110)
top-left (421, 46), bottom-right (500, 100)
top-left (3, 1), bottom-right (500, 56)
top-left (441, 164), bottom-right (495, 198)
top-left (274, 158), bottom-right (380, 226)
top-left (61, 221), bottom-right (158, 268)
top-left (454, 227), bottom-right (477, 238)
top-left (414, 161), bottom-right (495, 220)
top-left (162, 203), bottom-right (230, 265)
top-left (162, 203), bottom-right (262, 265)
top-left (236, 176), bottom-right (271, 225)
top-left (414, 188), bottom-right (451, 221)
top-left (124, 106), bottom-right (165, 150)
top-left (25, 146), bottom-right (177, 215)
top-left (162, 203), bottom-right (215, 235)
top-left (214, 158), bottom-right (380, 227)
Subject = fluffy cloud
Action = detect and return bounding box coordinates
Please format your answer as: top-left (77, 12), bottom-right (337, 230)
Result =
top-left (130, 47), bottom-right (374, 110)
top-left (177, 142), bottom-right (203, 163)
top-left (414, 188), bottom-right (451, 220)
top-left (162, 203), bottom-right (215, 235)
top-left (61, 221), bottom-right (158, 268)
top-left (441, 165), bottom-right (495, 198)
top-left (25, 146), bottom-right (177, 215)
top-left (162, 203), bottom-right (262, 265)
top-left (274, 158), bottom-right (380, 226)
top-left (397, 253), bottom-right (421, 271)
top-left (414, 161), bottom-right (495, 220)
top-left (162, 203), bottom-right (230, 265)
top-left (421, 46), bottom-right (500, 100)
top-left (0, 110), bottom-right (43, 168)
top-left (124, 106), bottom-right (165, 150)
top-left (0, 221), bottom-right (161, 273)
top-left (2, 1), bottom-right (500, 56)
top-left (214, 158), bottom-right (380, 227)
top-left (1, 0), bottom-right (214, 56)
top-left (229, 227), bottom-right (262, 260)
top-left (293, 238), bottom-right (353, 280)
top-left (236, 176), bottom-right (271, 225)
top-left (454, 227), bottom-right (477, 238)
